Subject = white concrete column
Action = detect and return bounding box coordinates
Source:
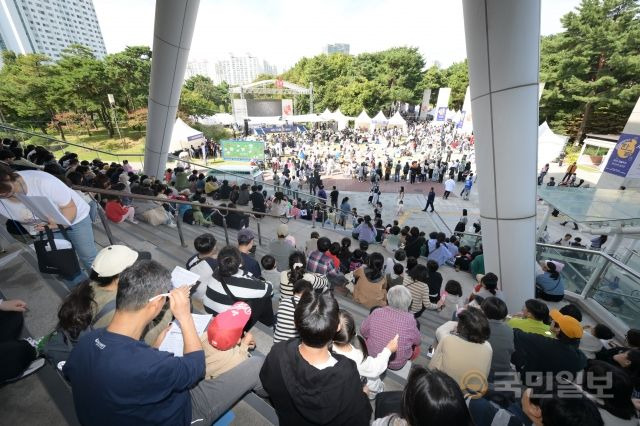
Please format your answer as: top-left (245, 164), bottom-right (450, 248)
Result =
top-left (144, 0), bottom-right (200, 178)
top-left (462, 0), bottom-right (541, 310)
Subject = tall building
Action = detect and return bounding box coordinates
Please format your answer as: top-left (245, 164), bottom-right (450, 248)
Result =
top-left (0, 0), bottom-right (107, 62)
top-left (214, 54), bottom-right (277, 86)
top-left (185, 59), bottom-right (213, 80)
top-left (324, 43), bottom-right (350, 55)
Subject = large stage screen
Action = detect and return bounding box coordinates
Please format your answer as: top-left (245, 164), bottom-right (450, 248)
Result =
top-left (246, 100), bottom-right (282, 117)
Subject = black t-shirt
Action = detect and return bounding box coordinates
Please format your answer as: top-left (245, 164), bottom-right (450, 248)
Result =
top-left (330, 190), bottom-right (339, 202)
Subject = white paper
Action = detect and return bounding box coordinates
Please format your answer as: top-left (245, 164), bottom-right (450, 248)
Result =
top-left (171, 266), bottom-right (200, 288)
top-left (159, 313), bottom-right (212, 356)
top-left (16, 195), bottom-right (71, 227)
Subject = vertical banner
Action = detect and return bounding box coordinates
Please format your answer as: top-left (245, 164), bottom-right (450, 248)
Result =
top-left (460, 86), bottom-right (473, 133)
top-left (281, 99), bottom-right (293, 116)
top-left (419, 89), bottom-right (431, 120)
top-left (232, 99), bottom-right (248, 123)
top-left (456, 111), bottom-right (466, 129)
top-left (538, 82), bottom-right (545, 100)
top-left (603, 134), bottom-right (640, 177)
top-left (435, 87), bottom-right (451, 122)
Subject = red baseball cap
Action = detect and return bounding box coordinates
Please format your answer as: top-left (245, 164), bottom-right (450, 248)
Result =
top-left (207, 302), bottom-right (252, 350)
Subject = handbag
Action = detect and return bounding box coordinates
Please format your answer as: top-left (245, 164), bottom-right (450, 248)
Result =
top-left (142, 206), bottom-right (168, 226)
top-left (33, 226), bottom-right (81, 279)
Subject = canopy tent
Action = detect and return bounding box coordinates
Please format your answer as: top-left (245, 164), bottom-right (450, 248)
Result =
top-left (198, 113), bottom-right (234, 126)
top-left (170, 118), bottom-right (205, 152)
top-left (333, 109), bottom-right (351, 130)
top-left (538, 121), bottom-right (569, 168)
top-left (371, 111), bottom-right (388, 131)
top-left (388, 111), bottom-right (408, 131)
top-left (320, 108), bottom-right (333, 121)
top-left (286, 113), bottom-right (326, 123)
top-left (355, 109), bottom-right (372, 131)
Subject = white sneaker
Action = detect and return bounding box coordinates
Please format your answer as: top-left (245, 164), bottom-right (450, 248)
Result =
top-left (166, 222), bottom-right (177, 228)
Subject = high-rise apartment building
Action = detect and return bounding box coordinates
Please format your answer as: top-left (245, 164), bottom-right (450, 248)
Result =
top-left (324, 43), bottom-right (350, 55)
top-left (185, 59), bottom-right (213, 80)
top-left (0, 0), bottom-right (107, 61)
top-left (214, 54), bottom-right (277, 86)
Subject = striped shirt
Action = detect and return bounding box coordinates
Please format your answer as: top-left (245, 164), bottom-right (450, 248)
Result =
top-left (273, 295), bottom-right (300, 343)
top-left (279, 271), bottom-right (329, 301)
top-left (402, 275), bottom-right (437, 313)
top-left (203, 269), bottom-right (273, 316)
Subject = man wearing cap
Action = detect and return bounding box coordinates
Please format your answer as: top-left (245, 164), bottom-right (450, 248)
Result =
top-left (512, 309), bottom-right (587, 384)
top-left (201, 302), bottom-right (256, 379)
top-left (90, 245), bottom-right (170, 344)
top-left (64, 260), bottom-right (264, 426)
top-left (268, 224), bottom-right (295, 272)
top-left (237, 229), bottom-right (262, 279)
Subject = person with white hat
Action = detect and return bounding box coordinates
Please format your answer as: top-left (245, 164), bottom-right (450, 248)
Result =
top-left (88, 245), bottom-right (170, 344)
top-left (268, 224), bottom-right (296, 272)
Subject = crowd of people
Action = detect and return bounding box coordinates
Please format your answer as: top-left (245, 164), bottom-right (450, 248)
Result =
top-left (1, 136), bottom-right (639, 426)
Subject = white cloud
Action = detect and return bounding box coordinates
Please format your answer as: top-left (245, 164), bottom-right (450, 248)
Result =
top-left (94, 0), bottom-right (581, 70)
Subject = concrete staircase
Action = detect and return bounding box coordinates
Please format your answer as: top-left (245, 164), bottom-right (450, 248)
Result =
top-left (0, 209), bottom-right (478, 425)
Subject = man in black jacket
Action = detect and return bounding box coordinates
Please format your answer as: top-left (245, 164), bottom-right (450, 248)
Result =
top-left (260, 292), bottom-right (371, 426)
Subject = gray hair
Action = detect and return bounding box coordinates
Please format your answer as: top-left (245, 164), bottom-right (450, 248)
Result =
top-left (387, 286), bottom-right (412, 311)
top-left (116, 260), bottom-right (171, 311)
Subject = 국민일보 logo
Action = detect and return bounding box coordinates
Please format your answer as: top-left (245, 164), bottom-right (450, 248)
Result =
top-left (617, 137), bottom-right (637, 159)
top-left (461, 370), bottom-right (489, 399)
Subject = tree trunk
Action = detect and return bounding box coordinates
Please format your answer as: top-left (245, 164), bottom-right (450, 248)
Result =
top-left (99, 104), bottom-right (115, 138)
top-left (574, 52), bottom-right (606, 144)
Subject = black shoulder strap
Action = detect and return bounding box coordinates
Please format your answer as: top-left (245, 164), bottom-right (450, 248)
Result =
top-left (217, 273), bottom-right (239, 302)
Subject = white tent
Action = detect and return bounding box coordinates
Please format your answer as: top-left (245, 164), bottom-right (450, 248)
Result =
top-left (170, 118), bottom-right (205, 152)
top-left (355, 109), bottom-right (372, 131)
top-left (388, 111), bottom-right (408, 131)
top-left (371, 111), bottom-right (388, 131)
top-left (287, 114), bottom-right (326, 123)
top-left (538, 121), bottom-right (569, 168)
top-left (333, 109), bottom-right (350, 130)
top-left (320, 108), bottom-right (333, 121)
top-left (199, 113), bottom-right (234, 126)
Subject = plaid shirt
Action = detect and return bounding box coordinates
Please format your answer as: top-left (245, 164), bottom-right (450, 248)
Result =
top-left (306, 250), bottom-right (338, 276)
top-left (361, 306), bottom-right (421, 370)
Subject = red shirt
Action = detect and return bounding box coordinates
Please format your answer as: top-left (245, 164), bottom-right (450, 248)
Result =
top-left (105, 200), bottom-right (128, 222)
top-left (326, 253), bottom-right (340, 269)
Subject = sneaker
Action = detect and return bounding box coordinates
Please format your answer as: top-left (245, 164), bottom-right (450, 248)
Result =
top-left (166, 222), bottom-right (177, 228)
top-left (128, 219), bottom-right (139, 224)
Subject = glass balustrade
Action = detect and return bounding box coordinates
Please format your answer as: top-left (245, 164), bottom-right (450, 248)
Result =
top-left (536, 243), bottom-right (601, 295)
top-left (587, 262), bottom-right (640, 330)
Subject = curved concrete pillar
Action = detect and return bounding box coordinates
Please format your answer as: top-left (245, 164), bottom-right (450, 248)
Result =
top-left (144, 0), bottom-right (200, 178)
top-left (462, 0), bottom-right (541, 310)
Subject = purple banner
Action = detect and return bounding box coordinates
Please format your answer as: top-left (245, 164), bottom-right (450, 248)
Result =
top-left (603, 133), bottom-right (640, 177)
top-left (456, 111), bottom-right (466, 129)
top-left (436, 107), bottom-right (447, 121)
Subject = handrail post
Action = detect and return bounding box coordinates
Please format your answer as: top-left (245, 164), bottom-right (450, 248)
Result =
top-left (222, 217), bottom-right (230, 245)
top-left (256, 220), bottom-right (262, 246)
top-left (312, 209), bottom-right (316, 229)
top-left (321, 209), bottom-right (325, 228)
top-left (175, 211), bottom-right (187, 247)
top-left (96, 204), bottom-right (115, 245)
top-left (581, 255), bottom-right (608, 298)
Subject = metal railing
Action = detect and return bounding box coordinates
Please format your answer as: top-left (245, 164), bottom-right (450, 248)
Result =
top-left (0, 124), bottom-right (145, 166)
top-left (75, 186), bottom-right (286, 248)
top-left (2, 124), bottom-right (363, 229)
top-left (453, 231), bottom-right (640, 331)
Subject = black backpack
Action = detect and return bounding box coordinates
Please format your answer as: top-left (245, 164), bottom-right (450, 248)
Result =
top-left (183, 209), bottom-right (195, 225)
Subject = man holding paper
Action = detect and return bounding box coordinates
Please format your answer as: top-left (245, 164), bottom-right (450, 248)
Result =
top-left (0, 166), bottom-right (97, 278)
top-left (63, 259), bottom-right (264, 426)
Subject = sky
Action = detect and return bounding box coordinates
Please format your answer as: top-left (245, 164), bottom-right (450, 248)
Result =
top-left (93, 0), bottom-right (582, 72)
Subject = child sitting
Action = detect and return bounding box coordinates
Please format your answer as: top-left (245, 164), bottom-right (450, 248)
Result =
top-left (453, 246), bottom-right (472, 272)
top-left (273, 279), bottom-right (312, 343)
top-left (260, 254), bottom-right (280, 291)
top-left (359, 241), bottom-right (370, 264)
top-left (192, 197), bottom-right (211, 226)
top-left (105, 195), bottom-right (138, 224)
top-left (201, 302), bottom-right (255, 379)
top-left (386, 263), bottom-right (404, 289)
top-left (438, 280), bottom-right (463, 320)
top-left (349, 249), bottom-right (364, 272)
top-left (580, 323), bottom-right (615, 359)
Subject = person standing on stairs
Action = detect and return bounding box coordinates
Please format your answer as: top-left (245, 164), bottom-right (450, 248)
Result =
top-left (423, 187), bottom-right (436, 212)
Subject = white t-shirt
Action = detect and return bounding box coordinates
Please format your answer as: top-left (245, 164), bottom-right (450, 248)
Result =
top-left (0, 170), bottom-right (90, 229)
top-left (444, 179), bottom-right (456, 192)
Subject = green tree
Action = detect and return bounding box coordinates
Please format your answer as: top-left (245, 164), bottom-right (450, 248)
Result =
top-left (444, 60), bottom-right (469, 110)
top-left (183, 75), bottom-right (231, 113)
top-left (0, 51), bottom-right (62, 135)
top-left (178, 89), bottom-right (216, 119)
top-left (540, 0), bottom-right (640, 141)
top-left (103, 46), bottom-right (151, 111)
top-left (419, 65), bottom-right (447, 105)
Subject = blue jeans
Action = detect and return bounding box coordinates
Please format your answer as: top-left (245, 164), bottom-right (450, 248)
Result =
top-left (55, 215), bottom-right (97, 288)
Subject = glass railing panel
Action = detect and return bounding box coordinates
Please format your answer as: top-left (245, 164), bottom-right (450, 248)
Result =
top-left (587, 262), bottom-right (640, 330)
top-left (536, 244), bottom-right (601, 294)
top-left (458, 233), bottom-right (482, 252)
